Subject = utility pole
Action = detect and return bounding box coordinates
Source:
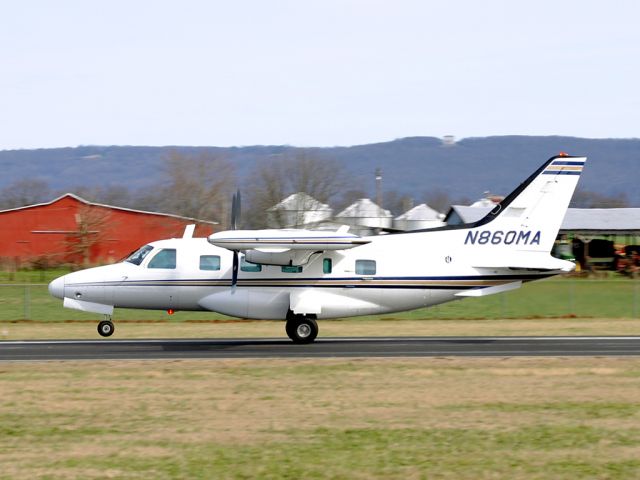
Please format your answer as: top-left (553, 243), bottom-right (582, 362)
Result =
top-left (375, 168), bottom-right (383, 207)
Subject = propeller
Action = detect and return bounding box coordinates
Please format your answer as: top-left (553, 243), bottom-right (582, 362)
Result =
top-left (231, 251), bottom-right (239, 289)
top-left (230, 190), bottom-right (241, 289)
top-left (231, 190), bottom-right (241, 230)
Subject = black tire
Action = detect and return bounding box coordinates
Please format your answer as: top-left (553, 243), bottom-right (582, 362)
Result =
top-left (285, 319), bottom-right (296, 340)
top-left (97, 320), bottom-right (114, 337)
top-left (286, 316), bottom-right (318, 344)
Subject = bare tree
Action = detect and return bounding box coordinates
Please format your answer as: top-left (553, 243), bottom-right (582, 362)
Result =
top-left (245, 150), bottom-right (347, 228)
top-left (155, 151), bottom-right (236, 225)
top-left (423, 189), bottom-right (452, 214)
top-left (0, 179), bottom-right (51, 209)
top-left (68, 185), bottom-right (134, 208)
top-left (570, 188), bottom-right (629, 208)
top-left (383, 190), bottom-right (414, 216)
top-left (335, 188), bottom-right (369, 213)
top-left (64, 205), bottom-right (112, 266)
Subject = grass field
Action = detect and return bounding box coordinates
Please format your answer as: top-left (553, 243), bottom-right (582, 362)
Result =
top-left (2, 357), bottom-right (640, 479)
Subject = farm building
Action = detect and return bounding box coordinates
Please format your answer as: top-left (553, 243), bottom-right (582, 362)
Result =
top-left (0, 193), bottom-right (217, 267)
top-left (334, 199), bottom-right (393, 235)
top-left (393, 203), bottom-right (445, 231)
top-left (267, 192), bottom-right (332, 228)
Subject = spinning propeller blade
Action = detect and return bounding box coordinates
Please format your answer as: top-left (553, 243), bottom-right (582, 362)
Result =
top-left (230, 190), bottom-right (241, 230)
top-left (231, 251), bottom-right (239, 288)
top-left (230, 190), bottom-right (241, 288)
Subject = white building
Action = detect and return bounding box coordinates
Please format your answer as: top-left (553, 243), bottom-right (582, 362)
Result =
top-left (394, 203), bottom-right (445, 231)
top-left (267, 192), bottom-right (333, 228)
top-left (334, 198), bottom-right (393, 235)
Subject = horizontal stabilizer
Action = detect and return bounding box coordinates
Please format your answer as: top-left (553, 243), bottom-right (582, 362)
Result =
top-left (473, 255), bottom-right (575, 272)
top-left (456, 281), bottom-right (522, 297)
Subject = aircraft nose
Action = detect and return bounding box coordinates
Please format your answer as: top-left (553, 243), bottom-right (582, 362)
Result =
top-left (48, 276), bottom-right (65, 299)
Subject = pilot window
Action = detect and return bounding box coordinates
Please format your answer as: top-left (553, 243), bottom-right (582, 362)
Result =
top-left (125, 245), bottom-right (153, 265)
top-left (282, 265), bottom-right (303, 273)
top-left (200, 255), bottom-right (221, 271)
top-left (355, 259), bottom-right (376, 275)
top-left (323, 258), bottom-right (332, 274)
top-left (240, 257), bottom-right (262, 272)
top-left (148, 249), bottom-right (177, 269)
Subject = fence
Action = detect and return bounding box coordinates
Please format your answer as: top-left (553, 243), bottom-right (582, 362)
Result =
top-left (1, 278), bottom-right (639, 322)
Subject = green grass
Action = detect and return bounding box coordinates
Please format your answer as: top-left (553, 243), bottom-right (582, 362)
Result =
top-left (1, 274), bottom-right (639, 322)
top-left (0, 267), bottom-right (72, 284)
top-left (419, 277), bottom-right (640, 320)
top-left (38, 426), bottom-right (640, 479)
top-left (442, 401), bottom-right (640, 420)
top-left (2, 358), bottom-right (640, 479)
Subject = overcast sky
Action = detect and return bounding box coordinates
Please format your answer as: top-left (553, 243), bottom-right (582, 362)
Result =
top-left (1, 1), bottom-right (638, 150)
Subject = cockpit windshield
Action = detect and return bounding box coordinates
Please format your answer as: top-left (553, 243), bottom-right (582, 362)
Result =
top-left (125, 245), bottom-right (154, 265)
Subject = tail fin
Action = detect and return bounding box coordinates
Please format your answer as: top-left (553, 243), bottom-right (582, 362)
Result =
top-left (465, 155), bottom-right (586, 254)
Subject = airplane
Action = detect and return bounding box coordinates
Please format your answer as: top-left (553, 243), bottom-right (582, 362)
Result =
top-left (48, 154), bottom-right (586, 343)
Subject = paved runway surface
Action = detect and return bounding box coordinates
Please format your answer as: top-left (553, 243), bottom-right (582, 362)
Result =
top-left (2, 336), bottom-right (640, 360)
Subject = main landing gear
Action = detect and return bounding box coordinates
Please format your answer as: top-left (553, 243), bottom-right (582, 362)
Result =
top-left (285, 313), bottom-right (318, 344)
top-left (97, 315), bottom-right (115, 337)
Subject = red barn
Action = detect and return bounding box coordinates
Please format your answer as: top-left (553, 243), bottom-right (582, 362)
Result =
top-left (0, 193), bottom-right (218, 266)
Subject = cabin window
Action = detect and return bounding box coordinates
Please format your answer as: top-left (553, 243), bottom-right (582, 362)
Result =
top-left (323, 258), bottom-right (332, 274)
top-left (282, 265), bottom-right (303, 273)
top-left (148, 249), bottom-right (177, 269)
top-left (200, 255), bottom-right (221, 271)
top-left (125, 245), bottom-right (153, 265)
top-left (355, 259), bottom-right (376, 275)
top-left (240, 257), bottom-right (262, 272)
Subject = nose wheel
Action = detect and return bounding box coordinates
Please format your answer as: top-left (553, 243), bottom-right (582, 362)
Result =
top-left (97, 318), bottom-right (115, 337)
top-left (285, 314), bottom-right (318, 344)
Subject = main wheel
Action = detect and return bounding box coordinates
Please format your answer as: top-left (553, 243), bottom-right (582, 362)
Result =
top-left (97, 320), bottom-right (114, 337)
top-left (286, 316), bottom-right (318, 344)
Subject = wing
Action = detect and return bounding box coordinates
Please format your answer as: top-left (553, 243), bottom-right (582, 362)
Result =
top-left (208, 228), bottom-right (370, 266)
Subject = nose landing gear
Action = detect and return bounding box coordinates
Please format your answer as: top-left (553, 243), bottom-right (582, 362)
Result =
top-left (97, 316), bottom-right (115, 337)
top-left (285, 313), bottom-right (318, 344)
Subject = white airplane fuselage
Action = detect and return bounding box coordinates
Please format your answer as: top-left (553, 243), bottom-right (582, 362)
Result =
top-left (48, 155), bottom-right (586, 341)
top-left (49, 226), bottom-right (565, 320)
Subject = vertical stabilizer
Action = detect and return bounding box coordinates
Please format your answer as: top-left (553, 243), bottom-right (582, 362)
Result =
top-left (464, 155), bottom-right (586, 254)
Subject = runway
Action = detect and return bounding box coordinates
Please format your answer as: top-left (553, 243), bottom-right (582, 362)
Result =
top-left (2, 336), bottom-right (640, 361)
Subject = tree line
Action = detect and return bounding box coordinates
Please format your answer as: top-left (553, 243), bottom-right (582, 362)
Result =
top-left (0, 150), bottom-right (629, 229)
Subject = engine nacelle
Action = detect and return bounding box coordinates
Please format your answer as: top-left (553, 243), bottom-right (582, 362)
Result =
top-left (244, 249), bottom-right (319, 266)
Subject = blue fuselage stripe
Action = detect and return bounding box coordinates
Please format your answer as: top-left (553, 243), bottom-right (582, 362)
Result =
top-left (542, 171), bottom-right (582, 175)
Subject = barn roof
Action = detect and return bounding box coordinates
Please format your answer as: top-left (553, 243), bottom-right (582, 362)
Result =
top-left (445, 205), bottom-right (640, 234)
top-left (0, 193), bottom-right (218, 225)
top-left (560, 208), bottom-right (640, 234)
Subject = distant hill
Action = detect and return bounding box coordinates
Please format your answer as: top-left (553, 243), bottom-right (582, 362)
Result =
top-left (0, 136), bottom-right (638, 206)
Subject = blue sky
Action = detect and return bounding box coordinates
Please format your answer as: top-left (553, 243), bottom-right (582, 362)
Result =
top-left (1, 0), bottom-right (638, 149)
